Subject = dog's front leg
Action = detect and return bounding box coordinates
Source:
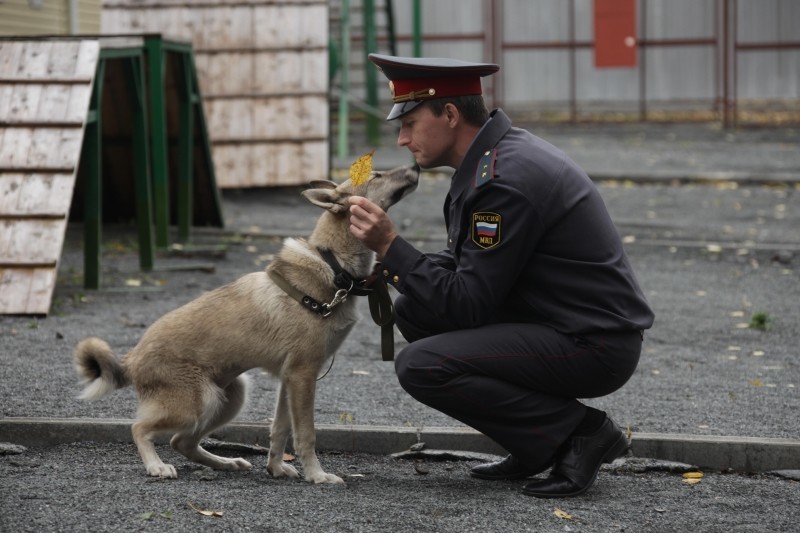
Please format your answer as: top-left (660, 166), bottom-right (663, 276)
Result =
top-left (285, 371), bottom-right (344, 484)
top-left (267, 383), bottom-right (300, 479)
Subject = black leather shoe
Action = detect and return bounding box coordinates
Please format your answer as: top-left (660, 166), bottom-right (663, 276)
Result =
top-left (522, 416), bottom-right (628, 498)
top-left (470, 454), bottom-right (551, 481)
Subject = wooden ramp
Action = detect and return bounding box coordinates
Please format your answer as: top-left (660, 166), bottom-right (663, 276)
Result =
top-left (0, 40), bottom-right (99, 315)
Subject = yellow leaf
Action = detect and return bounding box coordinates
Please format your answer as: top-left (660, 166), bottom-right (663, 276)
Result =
top-left (125, 278), bottom-right (142, 287)
top-left (682, 478), bottom-right (702, 485)
top-left (683, 471), bottom-right (704, 479)
top-left (554, 508), bottom-right (574, 520)
top-left (283, 452), bottom-right (295, 462)
top-left (188, 502), bottom-right (224, 517)
top-left (749, 380), bottom-right (764, 387)
top-left (349, 150), bottom-right (375, 186)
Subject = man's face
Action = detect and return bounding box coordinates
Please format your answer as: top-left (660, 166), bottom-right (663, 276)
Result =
top-left (396, 103), bottom-right (456, 169)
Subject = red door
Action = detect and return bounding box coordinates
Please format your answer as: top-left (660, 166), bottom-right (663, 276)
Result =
top-left (594, 0), bottom-right (637, 68)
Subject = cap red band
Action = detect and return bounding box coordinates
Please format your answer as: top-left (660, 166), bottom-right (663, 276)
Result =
top-left (390, 74), bottom-right (483, 103)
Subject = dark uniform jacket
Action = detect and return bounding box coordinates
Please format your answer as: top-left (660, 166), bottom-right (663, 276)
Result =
top-left (381, 109), bottom-right (655, 335)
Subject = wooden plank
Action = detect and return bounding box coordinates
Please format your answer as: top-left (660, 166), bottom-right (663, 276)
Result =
top-left (18, 41), bottom-right (53, 80)
top-left (7, 85), bottom-right (43, 123)
top-left (27, 129), bottom-right (61, 168)
top-left (1, 219), bottom-right (66, 264)
top-left (74, 40), bottom-right (101, 80)
top-left (46, 41), bottom-right (80, 79)
top-left (211, 144), bottom-right (250, 189)
top-left (0, 220), bottom-right (12, 257)
top-left (66, 85), bottom-right (92, 123)
top-left (0, 174), bottom-right (75, 215)
top-left (202, 52), bottom-right (253, 96)
top-left (0, 41), bottom-right (24, 78)
top-left (0, 269), bottom-right (33, 314)
top-left (297, 4), bottom-right (328, 48)
top-left (25, 268), bottom-right (57, 315)
top-left (52, 128), bottom-right (84, 169)
top-left (205, 99), bottom-right (253, 140)
top-left (300, 140), bottom-right (328, 185)
top-left (38, 85), bottom-right (72, 122)
top-left (0, 86), bottom-right (12, 119)
top-left (0, 268), bottom-right (55, 315)
top-left (0, 127), bottom-right (33, 168)
top-left (301, 49), bottom-right (328, 92)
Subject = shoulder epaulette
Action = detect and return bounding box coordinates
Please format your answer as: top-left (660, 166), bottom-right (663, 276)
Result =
top-left (475, 149), bottom-right (497, 188)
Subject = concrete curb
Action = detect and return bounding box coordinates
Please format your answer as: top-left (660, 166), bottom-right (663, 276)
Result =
top-left (2, 417), bottom-right (798, 473)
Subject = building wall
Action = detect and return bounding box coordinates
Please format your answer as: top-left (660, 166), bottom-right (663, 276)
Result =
top-left (0, 0), bottom-right (101, 35)
top-left (380, 0), bottom-right (800, 112)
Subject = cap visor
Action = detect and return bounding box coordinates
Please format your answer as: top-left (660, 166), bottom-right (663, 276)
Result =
top-left (386, 100), bottom-right (423, 121)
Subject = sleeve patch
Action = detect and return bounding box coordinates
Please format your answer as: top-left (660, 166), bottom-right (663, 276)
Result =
top-left (472, 212), bottom-right (501, 249)
top-left (475, 149), bottom-right (496, 188)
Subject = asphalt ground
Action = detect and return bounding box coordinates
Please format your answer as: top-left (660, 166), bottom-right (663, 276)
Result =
top-left (2, 121), bottom-right (799, 532)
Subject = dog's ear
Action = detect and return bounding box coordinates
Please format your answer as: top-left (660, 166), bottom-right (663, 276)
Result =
top-left (308, 180), bottom-right (338, 190)
top-left (301, 187), bottom-right (349, 214)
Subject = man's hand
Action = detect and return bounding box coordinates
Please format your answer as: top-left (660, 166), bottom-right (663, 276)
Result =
top-left (348, 196), bottom-right (397, 258)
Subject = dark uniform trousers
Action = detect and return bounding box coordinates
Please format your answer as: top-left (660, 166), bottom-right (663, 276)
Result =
top-left (394, 294), bottom-right (642, 471)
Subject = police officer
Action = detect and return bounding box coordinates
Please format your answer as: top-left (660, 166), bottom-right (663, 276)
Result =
top-left (348, 54), bottom-right (655, 498)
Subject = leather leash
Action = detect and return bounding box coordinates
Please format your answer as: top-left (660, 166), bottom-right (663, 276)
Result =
top-left (365, 264), bottom-right (395, 362)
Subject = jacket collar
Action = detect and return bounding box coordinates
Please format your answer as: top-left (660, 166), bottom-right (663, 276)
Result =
top-left (448, 108), bottom-right (512, 204)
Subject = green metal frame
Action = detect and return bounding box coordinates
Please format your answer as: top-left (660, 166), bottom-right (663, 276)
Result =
top-left (83, 48), bottom-right (155, 289)
top-left (144, 35), bottom-right (223, 245)
top-left (81, 35), bottom-right (222, 288)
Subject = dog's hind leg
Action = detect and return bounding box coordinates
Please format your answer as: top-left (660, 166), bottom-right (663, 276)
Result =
top-left (266, 382), bottom-right (300, 479)
top-left (132, 405), bottom-right (181, 479)
top-left (169, 375), bottom-right (253, 472)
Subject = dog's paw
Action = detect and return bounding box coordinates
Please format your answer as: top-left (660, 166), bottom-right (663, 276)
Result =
top-left (306, 471), bottom-right (345, 484)
top-left (146, 463), bottom-right (177, 479)
top-left (267, 461), bottom-right (300, 479)
top-left (216, 457), bottom-right (253, 471)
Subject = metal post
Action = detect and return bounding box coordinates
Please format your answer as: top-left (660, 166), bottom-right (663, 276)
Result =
top-left (722, 0), bottom-right (730, 128)
top-left (412, 0), bottom-right (422, 57)
top-left (731, 0), bottom-right (738, 128)
top-left (177, 53), bottom-right (195, 242)
top-left (639, 0), bottom-right (647, 121)
top-left (363, 0), bottom-right (380, 146)
top-left (569, 0), bottom-right (577, 122)
top-left (337, 0), bottom-right (351, 160)
top-left (145, 36), bottom-right (170, 249)
top-left (82, 59), bottom-right (105, 289)
top-left (126, 54), bottom-right (155, 272)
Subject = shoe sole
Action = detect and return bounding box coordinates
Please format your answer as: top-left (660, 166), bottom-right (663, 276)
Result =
top-left (521, 433), bottom-right (629, 498)
top-left (470, 470), bottom-right (536, 481)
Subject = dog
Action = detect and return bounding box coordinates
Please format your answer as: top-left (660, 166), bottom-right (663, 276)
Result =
top-left (73, 164), bottom-right (419, 484)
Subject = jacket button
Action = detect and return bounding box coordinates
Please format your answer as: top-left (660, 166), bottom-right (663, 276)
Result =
top-left (392, 275), bottom-right (400, 283)
top-left (383, 269), bottom-right (389, 277)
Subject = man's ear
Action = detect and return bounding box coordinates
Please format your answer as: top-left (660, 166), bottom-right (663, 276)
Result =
top-left (444, 102), bottom-right (460, 127)
top-left (301, 187), bottom-right (349, 214)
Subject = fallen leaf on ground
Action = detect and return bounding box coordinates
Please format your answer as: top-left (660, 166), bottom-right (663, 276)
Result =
top-left (188, 502), bottom-right (223, 517)
top-left (683, 471), bottom-right (705, 484)
top-left (554, 508), bottom-right (574, 520)
top-left (283, 453), bottom-right (295, 462)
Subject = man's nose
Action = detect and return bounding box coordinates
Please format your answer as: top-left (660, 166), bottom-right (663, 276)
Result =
top-left (397, 130), bottom-right (409, 147)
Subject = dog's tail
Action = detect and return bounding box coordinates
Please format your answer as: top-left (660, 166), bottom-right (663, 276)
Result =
top-left (73, 337), bottom-right (131, 400)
